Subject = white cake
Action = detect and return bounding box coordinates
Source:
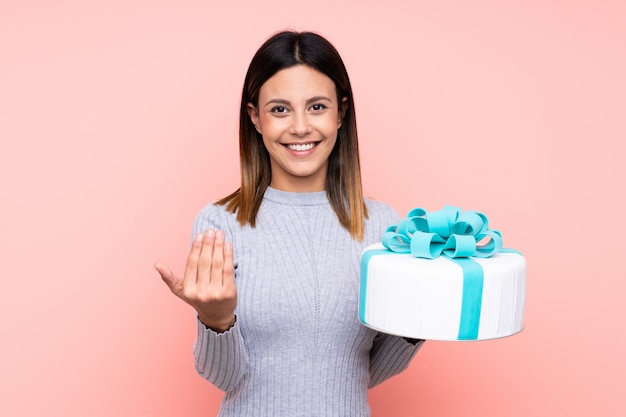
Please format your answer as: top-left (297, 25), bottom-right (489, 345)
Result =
top-left (359, 206), bottom-right (526, 341)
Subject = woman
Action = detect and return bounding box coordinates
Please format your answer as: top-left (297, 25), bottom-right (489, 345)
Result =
top-left (155, 30), bottom-right (423, 416)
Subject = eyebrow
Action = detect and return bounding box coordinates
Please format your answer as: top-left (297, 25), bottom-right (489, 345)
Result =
top-left (264, 96), bottom-right (333, 107)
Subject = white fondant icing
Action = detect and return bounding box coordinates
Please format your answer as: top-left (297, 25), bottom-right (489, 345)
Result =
top-left (360, 243), bottom-right (526, 341)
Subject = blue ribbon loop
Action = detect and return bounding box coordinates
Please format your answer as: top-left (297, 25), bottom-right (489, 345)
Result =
top-left (382, 205), bottom-right (503, 260)
top-left (378, 205), bottom-right (512, 340)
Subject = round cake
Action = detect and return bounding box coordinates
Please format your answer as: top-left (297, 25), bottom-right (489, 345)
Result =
top-left (359, 206), bottom-right (526, 341)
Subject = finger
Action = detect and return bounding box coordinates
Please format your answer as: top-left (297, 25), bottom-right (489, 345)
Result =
top-left (154, 261), bottom-right (183, 297)
top-left (197, 228), bottom-right (216, 285)
top-left (183, 232), bottom-right (205, 292)
top-left (211, 230), bottom-right (226, 285)
top-left (222, 241), bottom-right (236, 290)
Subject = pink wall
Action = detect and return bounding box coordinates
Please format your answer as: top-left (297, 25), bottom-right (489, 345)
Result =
top-left (2, 1), bottom-right (624, 416)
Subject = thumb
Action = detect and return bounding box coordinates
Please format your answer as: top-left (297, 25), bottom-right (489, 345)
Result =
top-left (154, 261), bottom-right (183, 297)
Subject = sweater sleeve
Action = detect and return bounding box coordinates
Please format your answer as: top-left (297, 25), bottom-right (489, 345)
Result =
top-left (368, 333), bottom-right (424, 388)
top-left (190, 204), bottom-right (248, 391)
top-left (193, 318), bottom-right (248, 391)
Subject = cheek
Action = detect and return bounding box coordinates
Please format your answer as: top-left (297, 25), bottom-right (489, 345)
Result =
top-left (316, 114), bottom-right (341, 133)
top-left (328, 118), bottom-right (342, 137)
top-left (259, 116), bottom-right (286, 135)
top-left (261, 134), bottom-right (275, 149)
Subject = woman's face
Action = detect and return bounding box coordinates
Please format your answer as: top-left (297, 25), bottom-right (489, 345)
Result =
top-left (248, 65), bottom-right (344, 192)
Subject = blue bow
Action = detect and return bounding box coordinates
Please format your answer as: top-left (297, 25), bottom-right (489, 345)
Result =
top-left (382, 205), bottom-right (503, 259)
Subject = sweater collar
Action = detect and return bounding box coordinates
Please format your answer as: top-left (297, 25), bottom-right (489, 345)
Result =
top-left (263, 187), bottom-right (329, 206)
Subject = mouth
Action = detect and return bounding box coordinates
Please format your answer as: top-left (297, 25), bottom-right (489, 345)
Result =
top-left (284, 142), bottom-right (319, 152)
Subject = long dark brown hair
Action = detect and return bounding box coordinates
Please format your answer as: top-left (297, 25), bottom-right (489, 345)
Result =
top-left (217, 30), bottom-right (369, 240)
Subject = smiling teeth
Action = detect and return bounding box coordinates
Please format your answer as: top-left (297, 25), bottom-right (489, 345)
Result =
top-left (287, 143), bottom-right (316, 151)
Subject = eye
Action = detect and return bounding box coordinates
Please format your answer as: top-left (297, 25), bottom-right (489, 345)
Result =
top-left (270, 106), bottom-right (287, 113)
top-left (310, 103), bottom-right (327, 111)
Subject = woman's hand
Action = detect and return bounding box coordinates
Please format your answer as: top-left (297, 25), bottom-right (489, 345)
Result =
top-left (154, 229), bottom-right (237, 332)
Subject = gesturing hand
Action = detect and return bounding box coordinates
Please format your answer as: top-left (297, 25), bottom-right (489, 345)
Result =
top-left (155, 229), bottom-right (237, 332)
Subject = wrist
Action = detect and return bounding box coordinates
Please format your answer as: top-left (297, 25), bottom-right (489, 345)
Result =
top-left (198, 314), bottom-right (236, 333)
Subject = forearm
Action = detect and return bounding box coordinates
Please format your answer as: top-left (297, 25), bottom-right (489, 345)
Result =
top-left (193, 316), bottom-right (248, 392)
top-left (368, 333), bottom-right (424, 388)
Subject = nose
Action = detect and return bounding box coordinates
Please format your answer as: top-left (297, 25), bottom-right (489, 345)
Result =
top-left (290, 112), bottom-right (312, 136)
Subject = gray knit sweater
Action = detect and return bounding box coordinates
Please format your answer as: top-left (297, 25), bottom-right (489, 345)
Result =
top-left (191, 187), bottom-right (423, 417)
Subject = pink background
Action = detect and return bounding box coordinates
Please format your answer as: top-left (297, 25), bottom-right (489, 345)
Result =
top-left (2, 1), bottom-right (624, 416)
